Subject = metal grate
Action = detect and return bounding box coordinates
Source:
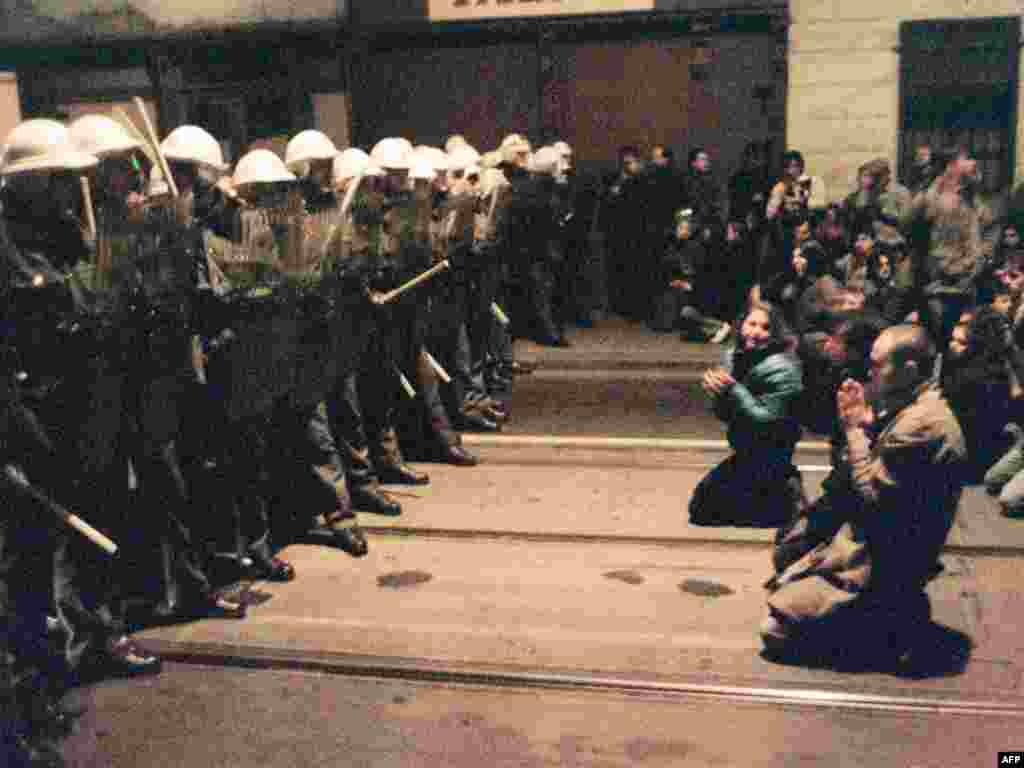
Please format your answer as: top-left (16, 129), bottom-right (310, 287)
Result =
top-left (898, 17), bottom-right (1020, 194)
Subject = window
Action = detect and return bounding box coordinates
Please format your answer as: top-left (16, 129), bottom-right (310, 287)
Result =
top-left (899, 17), bottom-right (1020, 194)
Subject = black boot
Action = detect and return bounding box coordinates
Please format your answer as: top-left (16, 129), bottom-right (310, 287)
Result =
top-left (350, 485), bottom-right (402, 516)
top-left (376, 463), bottom-right (429, 486)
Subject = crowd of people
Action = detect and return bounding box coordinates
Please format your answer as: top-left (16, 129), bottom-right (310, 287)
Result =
top-left (687, 142), bottom-right (1024, 667)
top-left (2, 107), bottom-right (1024, 764)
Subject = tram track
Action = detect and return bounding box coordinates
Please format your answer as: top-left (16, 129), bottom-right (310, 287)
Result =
top-left (142, 642), bottom-right (1024, 718)
top-left (359, 523), bottom-right (1024, 560)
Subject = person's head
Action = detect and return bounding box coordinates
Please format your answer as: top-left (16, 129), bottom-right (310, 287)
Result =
top-left (619, 146), bottom-right (642, 177)
top-left (992, 288), bottom-right (1014, 318)
top-left (998, 257), bottom-right (1024, 298)
top-left (853, 230), bottom-right (875, 259)
top-left (168, 159), bottom-right (199, 194)
top-left (794, 217), bottom-right (812, 244)
top-left (738, 302), bottom-right (790, 353)
top-left (782, 150), bottom-right (805, 181)
top-left (675, 208), bottom-right (694, 241)
top-left (98, 150), bottom-right (148, 202)
top-left (870, 249), bottom-right (892, 281)
top-left (842, 288), bottom-right (866, 311)
top-left (726, 219), bottom-right (746, 243)
top-left (307, 157), bottom-right (334, 190)
top-left (818, 204), bottom-right (846, 242)
top-left (936, 144), bottom-right (972, 182)
top-left (651, 144), bottom-right (673, 168)
top-left (822, 310), bottom-right (889, 374)
top-left (858, 163), bottom-right (875, 193)
top-left (688, 147), bottom-right (710, 174)
top-left (868, 324), bottom-right (936, 405)
top-left (915, 144), bottom-right (932, 166)
top-left (1003, 224), bottom-right (1020, 249)
top-left (947, 322), bottom-right (970, 361)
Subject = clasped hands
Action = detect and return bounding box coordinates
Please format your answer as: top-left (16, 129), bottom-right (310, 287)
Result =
top-left (701, 366), bottom-right (736, 397)
top-left (837, 378), bottom-right (874, 430)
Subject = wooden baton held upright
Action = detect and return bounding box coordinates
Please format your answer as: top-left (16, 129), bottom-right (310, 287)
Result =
top-left (79, 175), bottom-right (97, 241)
top-left (133, 97), bottom-right (179, 198)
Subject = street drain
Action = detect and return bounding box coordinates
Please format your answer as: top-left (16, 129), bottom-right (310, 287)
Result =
top-left (603, 570), bottom-right (645, 585)
top-left (377, 570), bottom-right (433, 589)
top-left (679, 579), bottom-right (733, 598)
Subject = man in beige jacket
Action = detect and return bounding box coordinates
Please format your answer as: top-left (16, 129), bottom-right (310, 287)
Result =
top-left (762, 325), bottom-right (966, 662)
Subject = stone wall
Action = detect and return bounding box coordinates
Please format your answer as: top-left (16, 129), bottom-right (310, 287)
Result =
top-left (787, 0), bottom-right (1024, 202)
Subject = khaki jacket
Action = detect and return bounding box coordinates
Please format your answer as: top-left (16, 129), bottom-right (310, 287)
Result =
top-left (768, 384), bottom-right (965, 623)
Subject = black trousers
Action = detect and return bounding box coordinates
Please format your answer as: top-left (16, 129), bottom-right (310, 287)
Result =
top-left (1, 360), bottom-right (128, 678)
top-left (689, 452), bottom-right (800, 528)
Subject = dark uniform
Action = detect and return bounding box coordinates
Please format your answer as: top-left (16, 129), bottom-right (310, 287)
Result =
top-left (380, 184), bottom-right (476, 465)
top-left (503, 165), bottom-right (564, 345)
top-left (0, 180), bottom-right (160, 722)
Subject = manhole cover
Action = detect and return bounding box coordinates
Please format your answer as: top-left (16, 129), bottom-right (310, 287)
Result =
top-left (679, 579), bottom-right (734, 597)
top-left (603, 570), bottom-right (645, 585)
top-left (377, 570), bottom-right (433, 589)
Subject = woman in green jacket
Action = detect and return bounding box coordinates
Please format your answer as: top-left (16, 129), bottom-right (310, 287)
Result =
top-left (690, 302), bottom-right (804, 526)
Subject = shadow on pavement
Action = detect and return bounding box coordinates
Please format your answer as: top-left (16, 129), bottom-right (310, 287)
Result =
top-left (760, 622), bottom-right (973, 680)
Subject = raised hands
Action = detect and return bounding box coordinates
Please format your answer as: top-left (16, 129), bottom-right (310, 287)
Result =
top-left (702, 367), bottom-right (736, 398)
top-left (837, 378), bottom-right (873, 430)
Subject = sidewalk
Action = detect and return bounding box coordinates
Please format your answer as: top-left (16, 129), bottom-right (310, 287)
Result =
top-left (514, 316), bottom-right (723, 371)
top-left (364, 460), bottom-right (1024, 553)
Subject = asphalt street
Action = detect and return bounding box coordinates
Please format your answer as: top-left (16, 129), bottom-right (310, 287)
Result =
top-left (45, 318), bottom-right (1024, 767)
top-left (61, 663), bottom-right (1021, 768)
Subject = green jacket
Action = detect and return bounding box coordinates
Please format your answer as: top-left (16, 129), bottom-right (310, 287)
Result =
top-left (713, 344), bottom-right (803, 459)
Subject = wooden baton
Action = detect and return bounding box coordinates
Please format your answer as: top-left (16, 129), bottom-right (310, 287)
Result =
top-left (423, 350), bottom-right (451, 384)
top-left (133, 97), bottom-right (179, 198)
top-left (79, 175), bottom-right (97, 241)
top-left (490, 302), bottom-right (510, 326)
top-left (4, 465), bottom-right (118, 556)
top-left (372, 260), bottom-right (450, 305)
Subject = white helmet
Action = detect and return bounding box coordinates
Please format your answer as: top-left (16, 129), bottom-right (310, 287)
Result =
top-left (284, 129), bottom-right (340, 171)
top-left (370, 137), bottom-right (413, 171)
top-left (409, 158), bottom-right (437, 182)
top-left (333, 148), bottom-right (383, 182)
top-left (444, 135), bottom-right (468, 154)
top-left (414, 145), bottom-right (449, 173)
top-left (1, 119), bottom-right (99, 176)
top-left (529, 146), bottom-right (561, 176)
top-left (500, 134), bottom-right (532, 166)
top-left (552, 140), bottom-right (572, 158)
top-left (232, 149), bottom-right (296, 187)
top-left (480, 150), bottom-right (502, 170)
top-left (479, 168), bottom-right (508, 199)
top-left (447, 145), bottom-right (481, 173)
top-left (160, 125), bottom-right (228, 172)
top-left (68, 114), bottom-right (144, 158)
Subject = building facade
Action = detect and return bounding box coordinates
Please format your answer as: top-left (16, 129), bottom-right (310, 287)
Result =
top-left (0, 0), bottom-right (787, 188)
top-left (787, 0), bottom-right (1023, 200)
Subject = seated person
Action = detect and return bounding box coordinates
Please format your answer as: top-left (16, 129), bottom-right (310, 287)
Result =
top-left (763, 325), bottom-right (966, 663)
top-left (653, 208), bottom-right (731, 342)
top-left (763, 216), bottom-right (827, 331)
top-left (833, 229), bottom-right (874, 291)
top-left (941, 308), bottom-right (1019, 482)
top-left (864, 244), bottom-right (912, 325)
